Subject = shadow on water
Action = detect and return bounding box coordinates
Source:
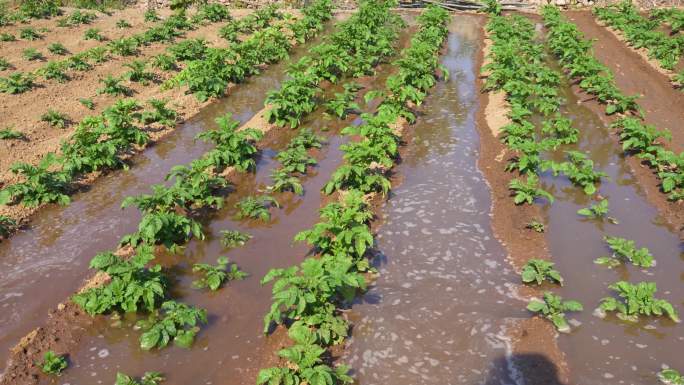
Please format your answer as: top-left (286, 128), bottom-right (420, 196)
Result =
top-left (482, 353), bottom-right (567, 385)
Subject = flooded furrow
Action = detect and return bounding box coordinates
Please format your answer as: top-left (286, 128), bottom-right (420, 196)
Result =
top-left (343, 16), bottom-right (533, 385)
top-left (0, 27), bottom-right (334, 369)
top-left (538, 55), bottom-right (684, 383)
top-left (33, 34), bottom-right (406, 385)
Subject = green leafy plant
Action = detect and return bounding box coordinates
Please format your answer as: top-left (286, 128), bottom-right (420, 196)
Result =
top-left (0, 215), bottom-right (16, 238)
top-left (220, 230), bottom-right (252, 248)
top-left (324, 82), bottom-right (361, 118)
top-left (79, 97), bottom-right (95, 110)
top-left (235, 195), bottom-right (279, 221)
top-left (108, 37), bottom-right (138, 56)
top-left (140, 99), bottom-right (177, 126)
top-left (20, 27), bottom-right (41, 40)
top-left (66, 54), bottom-right (92, 71)
top-left (41, 109), bottom-right (70, 128)
top-left (192, 256), bottom-right (246, 291)
top-left (98, 75), bottom-right (130, 96)
top-left (47, 42), bottom-right (68, 55)
top-left (276, 145), bottom-right (317, 174)
top-left (0, 33), bottom-right (15, 42)
top-left (577, 198), bottom-right (618, 224)
top-left (38, 351), bottom-right (67, 375)
top-left (115, 371), bottom-right (164, 385)
top-left (599, 281), bottom-right (679, 322)
top-left (196, 113), bottom-right (263, 172)
top-left (137, 300), bottom-right (207, 350)
top-left (595, 236), bottom-right (654, 268)
top-left (22, 48), bottom-right (43, 61)
top-left (527, 292), bottom-right (583, 332)
top-left (526, 220), bottom-right (545, 233)
top-left (73, 246), bottom-right (165, 315)
top-left (116, 19), bottom-right (132, 28)
top-left (509, 175), bottom-right (554, 205)
top-left (660, 368), bottom-right (684, 385)
top-left (521, 259), bottom-right (563, 285)
top-left (144, 9), bottom-right (160, 22)
top-left (124, 60), bottom-right (155, 85)
top-left (268, 168), bottom-right (304, 195)
top-left (0, 127), bottom-right (25, 140)
top-left (0, 58), bottom-right (11, 71)
top-left (151, 53), bottom-right (177, 71)
top-left (0, 72), bottom-right (34, 93)
top-left (84, 27), bottom-right (105, 41)
top-left (0, 153), bottom-right (70, 207)
top-left (19, 0), bottom-right (61, 19)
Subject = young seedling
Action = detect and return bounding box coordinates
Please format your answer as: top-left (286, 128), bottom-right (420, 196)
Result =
top-left (0, 215), bottom-right (17, 238)
top-left (660, 368), bottom-right (684, 385)
top-left (97, 75), bottom-right (130, 96)
top-left (67, 54), bottom-right (91, 71)
top-left (116, 19), bottom-right (132, 28)
top-left (20, 27), bottom-right (41, 40)
top-left (268, 168), bottom-right (304, 195)
top-left (527, 292), bottom-right (583, 332)
top-left (151, 54), bottom-right (177, 71)
top-left (137, 301), bottom-right (207, 350)
top-left (577, 198), bottom-right (618, 224)
top-left (115, 371), bottom-right (165, 385)
top-left (599, 281), bottom-right (679, 322)
top-left (0, 127), bottom-right (24, 140)
top-left (235, 195), bottom-right (280, 221)
top-left (521, 259), bottom-right (563, 285)
top-left (124, 60), bottom-right (155, 85)
top-left (0, 72), bottom-right (34, 94)
top-left (144, 9), bottom-right (160, 22)
top-left (509, 174), bottom-right (554, 205)
top-left (47, 42), bottom-right (68, 55)
top-left (38, 351), bottom-right (67, 375)
top-left (276, 145), bottom-right (317, 174)
top-left (140, 99), bottom-right (177, 126)
top-left (0, 58), bottom-right (11, 71)
top-left (0, 33), bottom-right (15, 41)
top-left (79, 97), bottom-right (95, 110)
top-left (40, 109), bottom-right (70, 128)
top-left (595, 236), bottom-right (654, 268)
top-left (108, 38), bottom-right (137, 56)
top-left (22, 48), bottom-right (43, 61)
top-left (84, 27), bottom-right (105, 41)
top-left (192, 256), bottom-right (247, 291)
top-left (220, 230), bottom-right (252, 248)
top-left (526, 220), bottom-right (545, 233)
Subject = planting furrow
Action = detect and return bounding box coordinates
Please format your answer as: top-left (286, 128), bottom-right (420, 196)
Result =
top-left (256, 5), bottom-right (450, 385)
top-left (0, 1), bottom-right (334, 379)
top-left (0, 6), bottom-right (312, 239)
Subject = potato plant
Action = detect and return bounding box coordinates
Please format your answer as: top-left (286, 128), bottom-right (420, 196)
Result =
top-left (599, 281), bottom-right (679, 322)
top-left (595, 236), bottom-right (654, 268)
top-left (521, 259), bottom-right (563, 286)
top-left (137, 301), bottom-right (207, 350)
top-left (577, 198), bottom-right (618, 224)
top-left (0, 153), bottom-right (71, 207)
top-left (220, 230), bottom-right (252, 248)
top-left (40, 109), bottom-right (69, 128)
top-left (527, 292), bottom-right (583, 332)
top-left (192, 257), bottom-right (246, 291)
top-left (38, 351), bottom-right (67, 375)
top-left (235, 195), bottom-right (279, 222)
top-left (115, 371), bottom-right (164, 385)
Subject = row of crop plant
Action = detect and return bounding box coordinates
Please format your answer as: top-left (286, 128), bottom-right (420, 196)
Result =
top-left (0, 5), bottom-right (301, 239)
top-left (256, 4), bottom-right (450, 385)
top-left (482, 5), bottom-right (681, 383)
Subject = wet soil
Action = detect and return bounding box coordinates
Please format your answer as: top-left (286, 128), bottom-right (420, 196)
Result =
top-left (565, 11), bottom-right (684, 229)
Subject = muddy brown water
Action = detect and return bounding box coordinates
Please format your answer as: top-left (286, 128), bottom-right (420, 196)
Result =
top-left (342, 17), bottom-right (538, 385)
top-left (0, 26), bottom-right (339, 372)
top-left (535, 44), bottom-right (684, 384)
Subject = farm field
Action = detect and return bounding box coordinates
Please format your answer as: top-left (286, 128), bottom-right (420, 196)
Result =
top-left (0, 0), bottom-right (683, 385)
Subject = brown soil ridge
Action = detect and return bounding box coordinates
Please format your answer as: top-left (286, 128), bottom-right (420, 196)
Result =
top-left (565, 10), bottom-right (684, 231)
top-left (475, 17), bottom-right (570, 384)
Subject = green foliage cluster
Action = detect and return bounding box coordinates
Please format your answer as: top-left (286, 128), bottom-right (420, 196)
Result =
top-left (137, 300), bottom-right (207, 350)
top-left (521, 259), bottom-right (563, 285)
top-left (115, 371), bottom-right (164, 385)
top-left (192, 256), bottom-right (246, 291)
top-left (268, 128), bottom-right (324, 195)
top-left (265, 0), bottom-right (400, 129)
top-left (38, 350), bottom-right (67, 375)
top-left (595, 2), bottom-right (683, 70)
top-left (527, 292), bottom-right (583, 332)
top-left (595, 236), bottom-right (654, 268)
top-left (599, 281), bottom-right (679, 322)
top-left (543, 7), bottom-right (684, 202)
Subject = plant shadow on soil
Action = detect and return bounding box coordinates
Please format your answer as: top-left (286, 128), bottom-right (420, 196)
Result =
top-left (482, 353), bottom-right (566, 385)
